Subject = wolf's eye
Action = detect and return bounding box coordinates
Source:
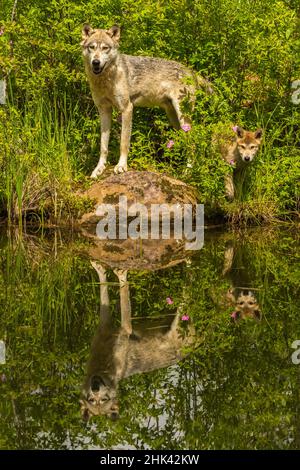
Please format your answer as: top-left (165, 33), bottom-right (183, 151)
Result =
top-left (239, 301), bottom-right (245, 305)
top-left (88, 44), bottom-right (96, 51)
top-left (239, 144), bottom-right (246, 149)
top-left (88, 398), bottom-right (96, 405)
top-left (250, 145), bottom-right (257, 150)
top-left (102, 46), bottom-right (110, 52)
top-left (100, 396), bottom-right (110, 403)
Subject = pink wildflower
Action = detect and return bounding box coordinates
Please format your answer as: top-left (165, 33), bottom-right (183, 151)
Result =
top-left (166, 297), bottom-right (174, 305)
top-left (181, 315), bottom-right (190, 321)
top-left (166, 140), bottom-right (174, 149)
top-left (232, 126), bottom-right (238, 133)
top-left (181, 124), bottom-right (191, 132)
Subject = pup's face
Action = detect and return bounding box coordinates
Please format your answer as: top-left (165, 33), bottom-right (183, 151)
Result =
top-left (230, 290), bottom-right (262, 322)
top-left (81, 25), bottom-right (120, 75)
top-left (236, 127), bottom-right (263, 163)
top-left (80, 374), bottom-right (119, 421)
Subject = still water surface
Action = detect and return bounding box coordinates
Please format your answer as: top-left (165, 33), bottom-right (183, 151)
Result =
top-left (0, 226), bottom-right (299, 449)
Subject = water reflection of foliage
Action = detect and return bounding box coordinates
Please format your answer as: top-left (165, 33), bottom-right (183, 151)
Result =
top-left (0, 227), bottom-right (299, 449)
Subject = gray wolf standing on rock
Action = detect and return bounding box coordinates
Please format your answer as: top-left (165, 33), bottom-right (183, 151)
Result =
top-left (81, 24), bottom-right (212, 178)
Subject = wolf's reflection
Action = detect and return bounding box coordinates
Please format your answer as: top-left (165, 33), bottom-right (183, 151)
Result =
top-left (80, 262), bottom-right (196, 421)
top-left (222, 244), bottom-right (262, 322)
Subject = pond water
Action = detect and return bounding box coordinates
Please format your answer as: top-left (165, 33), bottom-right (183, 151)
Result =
top-left (0, 225), bottom-right (299, 450)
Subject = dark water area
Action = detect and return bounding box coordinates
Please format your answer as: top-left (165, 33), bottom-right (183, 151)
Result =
top-left (0, 226), bottom-right (299, 450)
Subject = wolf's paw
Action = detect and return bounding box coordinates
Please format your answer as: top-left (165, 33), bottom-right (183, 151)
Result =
top-left (225, 193), bottom-right (234, 202)
top-left (91, 261), bottom-right (107, 277)
top-left (114, 163), bottom-right (127, 174)
top-left (91, 164), bottom-right (106, 179)
top-left (113, 268), bottom-right (128, 284)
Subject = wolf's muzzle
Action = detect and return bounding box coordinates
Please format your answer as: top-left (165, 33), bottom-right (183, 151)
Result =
top-left (91, 375), bottom-right (105, 391)
top-left (92, 59), bottom-right (104, 75)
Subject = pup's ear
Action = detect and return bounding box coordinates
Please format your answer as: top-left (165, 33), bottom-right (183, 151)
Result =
top-left (82, 24), bottom-right (94, 41)
top-left (231, 311), bottom-right (241, 322)
top-left (107, 25), bottom-right (121, 42)
top-left (80, 400), bottom-right (90, 422)
top-left (254, 128), bottom-right (263, 140)
top-left (254, 309), bottom-right (262, 321)
top-left (236, 126), bottom-right (244, 138)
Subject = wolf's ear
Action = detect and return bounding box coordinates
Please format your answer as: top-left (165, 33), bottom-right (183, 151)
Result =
top-left (254, 128), bottom-right (263, 140)
top-left (107, 25), bottom-right (121, 42)
top-left (231, 311), bottom-right (241, 322)
top-left (254, 309), bottom-right (262, 321)
top-left (82, 24), bottom-right (94, 41)
top-left (236, 126), bottom-right (244, 138)
top-left (80, 400), bottom-right (90, 422)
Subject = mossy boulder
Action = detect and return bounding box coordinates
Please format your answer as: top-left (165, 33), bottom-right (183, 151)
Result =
top-left (81, 230), bottom-right (193, 271)
top-left (79, 170), bottom-right (198, 225)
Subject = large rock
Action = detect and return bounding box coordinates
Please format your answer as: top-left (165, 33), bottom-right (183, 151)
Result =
top-left (80, 230), bottom-right (194, 271)
top-left (79, 170), bottom-right (198, 225)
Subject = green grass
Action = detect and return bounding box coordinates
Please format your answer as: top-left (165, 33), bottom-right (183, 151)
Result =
top-left (0, 92), bottom-right (96, 224)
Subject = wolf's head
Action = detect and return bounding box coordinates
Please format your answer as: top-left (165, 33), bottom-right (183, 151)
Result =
top-left (81, 25), bottom-right (120, 75)
top-left (80, 374), bottom-right (119, 422)
top-left (235, 127), bottom-right (263, 163)
top-left (230, 289), bottom-right (262, 322)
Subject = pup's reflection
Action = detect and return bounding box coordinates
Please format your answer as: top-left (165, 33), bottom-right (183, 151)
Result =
top-left (80, 262), bottom-right (196, 421)
top-left (222, 245), bottom-right (262, 322)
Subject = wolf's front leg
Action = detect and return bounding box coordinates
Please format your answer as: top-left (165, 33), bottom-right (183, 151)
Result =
top-left (91, 107), bottom-right (112, 179)
top-left (114, 103), bottom-right (133, 174)
top-left (113, 268), bottom-right (132, 335)
top-left (91, 261), bottom-right (111, 326)
top-left (225, 174), bottom-right (235, 200)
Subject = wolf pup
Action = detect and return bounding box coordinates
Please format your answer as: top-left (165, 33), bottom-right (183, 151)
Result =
top-left (226, 288), bottom-right (262, 322)
top-left (222, 244), bottom-right (262, 322)
top-left (81, 24), bottom-right (211, 178)
top-left (217, 126), bottom-right (263, 200)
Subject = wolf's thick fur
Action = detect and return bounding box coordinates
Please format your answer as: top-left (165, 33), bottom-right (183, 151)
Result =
top-left (214, 126), bottom-right (263, 200)
top-left (81, 25), bottom-right (210, 178)
top-left (80, 262), bottom-right (196, 421)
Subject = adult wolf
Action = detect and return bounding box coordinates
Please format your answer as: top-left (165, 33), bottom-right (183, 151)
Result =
top-left (81, 25), bottom-right (211, 178)
top-left (80, 262), bottom-right (197, 421)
